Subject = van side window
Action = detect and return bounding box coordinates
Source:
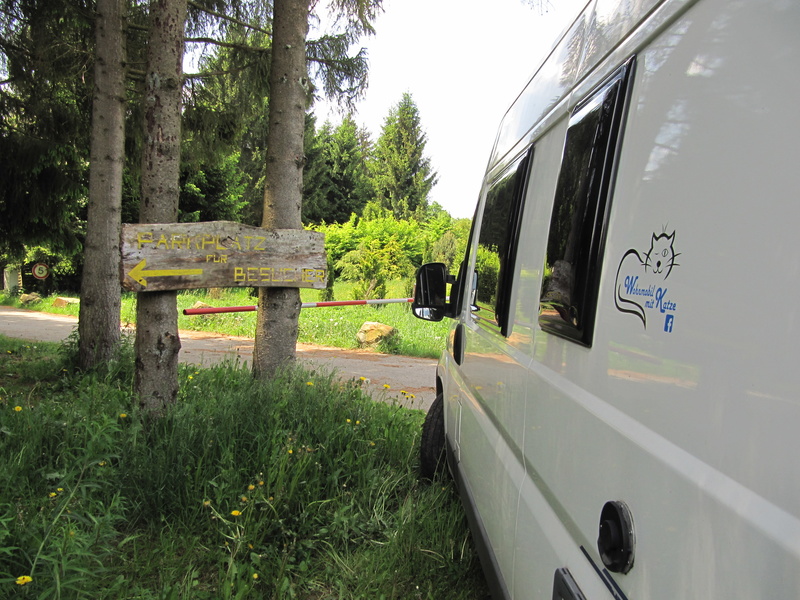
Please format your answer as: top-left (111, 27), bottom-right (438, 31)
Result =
top-left (474, 150), bottom-right (532, 337)
top-left (539, 58), bottom-right (634, 346)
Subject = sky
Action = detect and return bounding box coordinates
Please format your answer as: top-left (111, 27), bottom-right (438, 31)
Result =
top-left (313, 0), bottom-right (587, 218)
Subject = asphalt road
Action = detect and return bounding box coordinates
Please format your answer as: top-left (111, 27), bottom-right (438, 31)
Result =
top-left (0, 306), bottom-right (437, 411)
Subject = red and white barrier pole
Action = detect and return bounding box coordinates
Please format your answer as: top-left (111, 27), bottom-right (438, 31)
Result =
top-left (183, 297), bottom-right (413, 315)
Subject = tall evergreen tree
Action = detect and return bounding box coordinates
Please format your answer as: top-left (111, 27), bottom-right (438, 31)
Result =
top-left (0, 0), bottom-right (92, 261)
top-left (303, 114), bottom-right (372, 223)
top-left (369, 92), bottom-right (438, 220)
top-left (78, 0), bottom-right (127, 369)
top-left (253, 0), bottom-right (383, 377)
top-left (134, 0), bottom-right (187, 412)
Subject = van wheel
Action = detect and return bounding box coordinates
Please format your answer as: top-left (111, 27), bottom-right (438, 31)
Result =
top-left (420, 393), bottom-right (448, 480)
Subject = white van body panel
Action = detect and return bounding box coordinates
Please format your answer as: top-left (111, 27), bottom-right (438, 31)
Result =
top-left (432, 0), bottom-right (800, 597)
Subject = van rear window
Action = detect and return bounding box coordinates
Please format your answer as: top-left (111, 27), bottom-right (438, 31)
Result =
top-left (539, 58), bottom-right (634, 346)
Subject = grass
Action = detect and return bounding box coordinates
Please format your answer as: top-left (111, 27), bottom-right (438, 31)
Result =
top-left (0, 335), bottom-right (486, 599)
top-left (1, 281), bottom-right (452, 359)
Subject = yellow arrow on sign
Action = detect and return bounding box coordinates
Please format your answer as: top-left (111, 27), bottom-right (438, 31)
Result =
top-left (127, 259), bottom-right (203, 287)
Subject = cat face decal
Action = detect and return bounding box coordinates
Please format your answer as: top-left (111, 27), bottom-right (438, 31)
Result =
top-left (614, 230), bottom-right (681, 331)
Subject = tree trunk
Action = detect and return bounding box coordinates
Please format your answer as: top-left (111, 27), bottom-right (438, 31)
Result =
top-left (135, 0), bottom-right (186, 412)
top-left (252, 0), bottom-right (310, 378)
top-left (78, 0), bottom-right (126, 369)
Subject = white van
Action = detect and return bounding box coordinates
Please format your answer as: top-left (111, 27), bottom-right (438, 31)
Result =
top-left (412, 0), bottom-right (800, 598)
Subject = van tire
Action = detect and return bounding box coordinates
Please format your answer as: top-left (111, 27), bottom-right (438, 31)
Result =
top-left (420, 393), bottom-right (448, 480)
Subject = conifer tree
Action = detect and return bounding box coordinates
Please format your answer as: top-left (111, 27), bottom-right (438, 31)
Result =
top-left (78, 0), bottom-right (127, 369)
top-left (369, 92), bottom-right (438, 221)
top-left (303, 115), bottom-right (372, 223)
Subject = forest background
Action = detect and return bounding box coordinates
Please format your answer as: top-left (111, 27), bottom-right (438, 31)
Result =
top-left (0, 0), bottom-right (471, 302)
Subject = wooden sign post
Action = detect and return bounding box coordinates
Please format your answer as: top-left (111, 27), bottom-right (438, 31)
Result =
top-left (120, 221), bottom-right (326, 292)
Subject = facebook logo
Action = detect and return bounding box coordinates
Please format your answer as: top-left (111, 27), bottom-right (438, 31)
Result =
top-left (664, 314), bottom-right (675, 333)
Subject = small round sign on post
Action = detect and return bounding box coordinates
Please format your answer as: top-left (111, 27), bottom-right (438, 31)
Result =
top-left (32, 263), bottom-right (50, 280)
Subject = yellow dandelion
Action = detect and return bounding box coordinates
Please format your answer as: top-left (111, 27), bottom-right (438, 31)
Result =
top-left (306, 381), bottom-right (314, 386)
top-left (203, 500), bottom-right (211, 507)
top-left (252, 573), bottom-right (259, 580)
top-left (14, 406), bottom-right (22, 412)
top-left (410, 394), bottom-right (416, 399)
top-left (258, 480), bottom-right (264, 486)
top-left (57, 488), bottom-right (63, 492)
top-left (356, 420), bottom-right (361, 425)
top-left (400, 390), bottom-right (408, 395)
top-left (48, 492), bottom-right (57, 498)
top-left (383, 383), bottom-right (390, 389)
top-left (288, 449), bottom-right (293, 454)
top-left (370, 441), bottom-right (376, 447)
top-left (98, 461), bottom-right (106, 467)
top-left (119, 413), bottom-right (127, 418)
top-left (248, 543), bottom-right (254, 549)
top-left (346, 418), bottom-right (351, 424)
top-left (15, 575), bottom-right (33, 586)
top-left (247, 484), bottom-right (255, 491)
top-left (188, 375), bottom-right (193, 380)
top-left (240, 496), bottom-right (248, 502)
top-left (230, 510), bottom-right (241, 517)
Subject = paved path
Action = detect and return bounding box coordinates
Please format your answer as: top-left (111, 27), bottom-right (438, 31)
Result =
top-left (0, 306), bottom-right (437, 410)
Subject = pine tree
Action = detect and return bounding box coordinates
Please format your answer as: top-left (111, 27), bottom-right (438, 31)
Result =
top-left (303, 115), bottom-right (372, 224)
top-left (78, 0), bottom-right (127, 369)
top-left (134, 0), bottom-right (187, 412)
top-left (369, 92), bottom-right (438, 220)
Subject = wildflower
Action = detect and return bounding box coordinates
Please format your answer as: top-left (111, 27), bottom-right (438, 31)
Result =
top-left (247, 484), bottom-right (255, 491)
top-left (119, 413), bottom-right (127, 418)
top-left (288, 449), bottom-right (293, 454)
top-left (98, 461), bottom-right (106, 467)
top-left (188, 375), bottom-right (193, 380)
top-left (306, 381), bottom-right (314, 386)
top-left (401, 390), bottom-right (408, 396)
top-left (258, 481), bottom-right (264, 486)
top-left (356, 420), bottom-right (360, 425)
top-left (49, 492), bottom-right (57, 498)
top-left (14, 406), bottom-right (22, 412)
top-left (230, 510), bottom-right (241, 517)
top-left (248, 543), bottom-right (254, 549)
top-left (57, 488), bottom-right (63, 492)
top-left (240, 496), bottom-right (248, 502)
top-left (15, 575), bottom-right (32, 586)
top-left (370, 441), bottom-right (376, 447)
top-left (203, 500), bottom-right (211, 507)
top-left (359, 376), bottom-right (366, 381)
top-left (252, 573), bottom-right (259, 580)
top-left (383, 383), bottom-right (390, 389)
top-left (346, 418), bottom-right (351, 424)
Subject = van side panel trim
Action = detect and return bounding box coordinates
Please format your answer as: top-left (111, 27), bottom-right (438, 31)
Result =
top-left (579, 546), bottom-right (629, 600)
top-left (446, 436), bottom-right (511, 600)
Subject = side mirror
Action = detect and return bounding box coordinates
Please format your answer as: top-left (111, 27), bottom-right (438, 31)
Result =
top-left (412, 263), bottom-right (449, 322)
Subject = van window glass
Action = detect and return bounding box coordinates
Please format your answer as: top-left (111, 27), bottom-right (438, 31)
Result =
top-left (474, 150), bottom-right (531, 337)
top-left (539, 58), bottom-right (634, 346)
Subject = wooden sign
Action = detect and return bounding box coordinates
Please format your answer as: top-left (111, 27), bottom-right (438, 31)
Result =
top-left (120, 221), bottom-right (327, 292)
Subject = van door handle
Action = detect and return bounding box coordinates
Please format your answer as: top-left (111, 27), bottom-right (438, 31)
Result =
top-left (453, 323), bottom-right (465, 365)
